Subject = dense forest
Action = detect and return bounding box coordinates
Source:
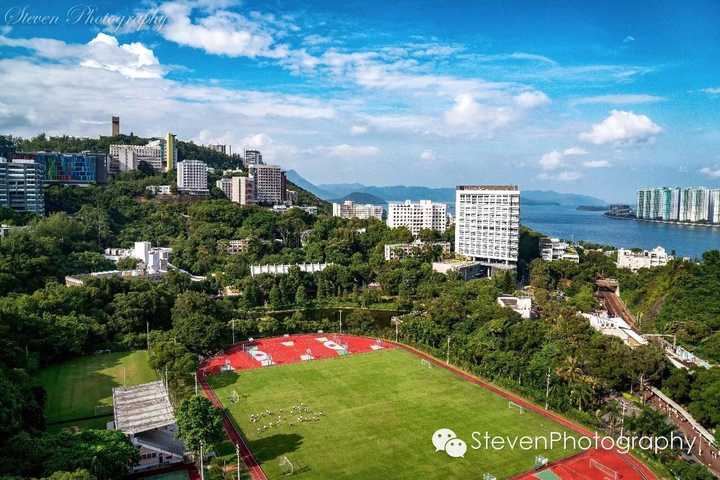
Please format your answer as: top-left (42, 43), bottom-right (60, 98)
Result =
top-left (0, 134), bottom-right (717, 479)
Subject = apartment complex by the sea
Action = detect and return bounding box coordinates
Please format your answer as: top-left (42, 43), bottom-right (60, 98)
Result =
top-left (636, 187), bottom-right (720, 224)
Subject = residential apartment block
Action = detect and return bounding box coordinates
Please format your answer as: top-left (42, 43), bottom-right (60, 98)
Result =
top-left (454, 185), bottom-right (520, 269)
top-left (387, 200), bottom-right (447, 235)
top-left (636, 186), bottom-right (720, 224)
top-left (176, 160), bottom-right (208, 195)
top-left (384, 240), bottom-right (451, 261)
top-left (248, 164), bottom-right (286, 204)
top-left (0, 158), bottom-right (44, 214)
top-left (616, 246), bottom-right (672, 271)
top-left (332, 200), bottom-right (384, 220)
top-left (540, 237), bottom-right (579, 263)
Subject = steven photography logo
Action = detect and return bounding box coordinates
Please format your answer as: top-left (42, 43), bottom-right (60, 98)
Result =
top-left (3, 5), bottom-right (167, 32)
top-left (433, 427), bottom-right (697, 457)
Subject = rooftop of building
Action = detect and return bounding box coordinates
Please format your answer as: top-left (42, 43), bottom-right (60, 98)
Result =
top-left (456, 185), bottom-right (519, 191)
top-left (112, 380), bottom-right (175, 435)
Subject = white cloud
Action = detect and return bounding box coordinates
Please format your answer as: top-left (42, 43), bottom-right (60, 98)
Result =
top-left (0, 32), bottom-right (164, 79)
top-left (579, 110), bottom-right (662, 145)
top-left (315, 144), bottom-right (380, 157)
top-left (350, 125), bottom-right (368, 135)
top-left (583, 160), bottom-right (611, 168)
top-left (241, 133), bottom-right (273, 148)
top-left (700, 166), bottom-right (720, 178)
top-left (514, 91), bottom-right (550, 109)
top-left (158, 1), bottom-right (289, 59)
top-left (539, 150), bottom-right (564, 170)
top-left (570, 94), bottom-right (664, 106)
top-left (420, 149), bottom-right (435, 161)
top-left (563, 146), bottom-right (588, 156)
top-left (444, 94), bottom-right (515, 132)
top-left (702, 87), bottom-right (720, 95)
top-left (623, 36), bottom-right (635, 43)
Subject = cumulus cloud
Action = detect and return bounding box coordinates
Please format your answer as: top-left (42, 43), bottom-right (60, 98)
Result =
top-left (579, 110), bottom-right (662, 145)
top-left (350, 125), bottom-right (368, 135)
top-left (0, 32), bottom-right (164, 79)
top-left (514, 90), bottom-right (550, 108)
top-left (583, 160), bottom-right (611, 168)
top-left (539, 170), bottom-right (583, 182)
top-left (444, 94), bottom-right (515, 132)
top-left (702, 87), bottom-right (720, 95)
top-left (539, 147), bottom-right (589, 171)
top-left (700, 166), bottom-right (720, 178)
top-left (623, 36), bottom-right (635, 43)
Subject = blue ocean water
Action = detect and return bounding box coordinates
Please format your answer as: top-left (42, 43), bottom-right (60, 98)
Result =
top-left (521, 205), bottom-right (720, 259)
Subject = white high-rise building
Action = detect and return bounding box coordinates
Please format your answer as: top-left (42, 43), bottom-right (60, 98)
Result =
top-left (216, 177), bottom-right (233, 198)
top-left (176, 160), bottom-right (208, 195)
top-left (332, 200), bottom-right (384, 220)
top-left (244, 149), bottom-right (263, 166)
top-left (231, 176), bottom-right (255, 205)
top-left (709, 189), bottom-right (720, 224)
top-left (454, 185), bottom-right (520, 268)
top-left (679, 187), bottom-right (709, 222)
top-left (248, 164), bottom-right (286, 204)
top-left (387, 200), bottom-right (447, 235)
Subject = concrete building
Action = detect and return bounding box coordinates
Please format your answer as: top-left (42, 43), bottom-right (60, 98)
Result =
top-left (0, 158), bottom-right (44, 214)
top-left (0, 224), bottom-right (28, 238)
top-left (109, 143), bottom-right (163, 173)
top-left (248, 164), bottom-right (286, 204)
top-left (164, 133), bottom-right (176, 172)
top-left (207, 144), bottom-right (230, 155)
top-left (145, 185), bottom-right (172, 195)
top-left (432, 259), bottom-right (486, 280)
top-left (387, 200), bottom-right (447, 235)
top-left (384, 240), bottom-right (451, 261)
top-left (104, 241), bottom-right (172, 274)
top-left (111, 116), bottom-right (120, 136)
top-left (250, 263), bottom-right (329, 277)
top-left (332, 200), bottom-right (384, 220)
top-left (219, 239), bottom-right (251, 255)
top-left (244, 149), bottom-right (263, 166)
top-left (176, 160), bottom-right (208, 195)
top-left (231, 176), bottom-right (255, 205)
top-left (497, 296), bottom-right (533, 319)
top-left (680, 187), bottom-right (710, 223)
top-left (111, 381), bottom-right (187, 473)
top-left (216, 177), bottom-right (233, 198)
top-left (454, 185), bottom-right (520, 270)
top-left (540, 237), bottom-right (579, 263)
top-left (616, 246), bottom-right (672, 271)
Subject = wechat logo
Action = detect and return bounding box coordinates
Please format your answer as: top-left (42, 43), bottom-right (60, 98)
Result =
top-left (432, 428), bottom-right (467, 458)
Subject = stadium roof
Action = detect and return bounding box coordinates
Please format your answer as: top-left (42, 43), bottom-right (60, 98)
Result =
top-left (112, 380), bottom-right (176, 435)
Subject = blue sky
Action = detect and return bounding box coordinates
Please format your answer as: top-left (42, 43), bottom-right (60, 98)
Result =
top-left (1, 0), bottom-right (719, 201)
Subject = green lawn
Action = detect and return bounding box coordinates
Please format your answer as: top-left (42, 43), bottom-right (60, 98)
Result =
top-left (208, 349), bottom-right (581, 480)
top-left (37, 350), bottom-right (158, 424)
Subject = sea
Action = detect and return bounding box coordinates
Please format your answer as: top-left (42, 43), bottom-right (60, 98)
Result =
top-left (521, 204), bottom-right (720, 259)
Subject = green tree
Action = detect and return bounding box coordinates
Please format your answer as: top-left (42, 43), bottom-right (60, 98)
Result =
top-left (176, 395), bottom-right (225, 455)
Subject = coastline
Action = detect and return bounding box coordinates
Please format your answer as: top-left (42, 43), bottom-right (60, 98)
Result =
top-left (607, 215), bottom-right (720, 229)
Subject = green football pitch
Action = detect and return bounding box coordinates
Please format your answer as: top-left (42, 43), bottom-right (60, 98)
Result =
top-left (37, 350), bottom-right (158, 425)
top-left (208, 348), bottom-right (581, 480)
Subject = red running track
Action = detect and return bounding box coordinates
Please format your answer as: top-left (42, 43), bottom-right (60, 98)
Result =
top-left (198, 334), bottom-right (656, 480)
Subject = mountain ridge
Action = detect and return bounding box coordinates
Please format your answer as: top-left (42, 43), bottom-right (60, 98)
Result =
top-left (286, 170), bottom-right (607, 206)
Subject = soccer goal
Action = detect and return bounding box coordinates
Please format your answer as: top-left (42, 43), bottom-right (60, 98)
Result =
top-left (482, 474), bottom-right (496, 480)
top-left (534, 455), bottom-right (548, 469)
top-left (508, 401), bottom-right (526, 413)
top-left (420, 359), bottom-right (432, 369)
top-left (589, 458), bottom-right (620, 480)
top-left (278, 456), bottom-right (295, 475)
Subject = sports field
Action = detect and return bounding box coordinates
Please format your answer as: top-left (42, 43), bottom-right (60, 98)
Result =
top-left (37, 350), bottom-right (158, 425)
top-left (208, 348), bottom-right (581, 480)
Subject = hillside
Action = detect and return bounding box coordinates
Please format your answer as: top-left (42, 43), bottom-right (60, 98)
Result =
top-left (331, 192), bottom-right (386, 205)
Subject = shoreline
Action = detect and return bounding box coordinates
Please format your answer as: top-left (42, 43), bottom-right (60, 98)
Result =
top-left (607, 216), bottom-right (720, 229)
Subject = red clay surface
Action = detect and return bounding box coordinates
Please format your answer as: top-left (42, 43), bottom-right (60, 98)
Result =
top-left (511, 448), bottom-right (651, 480)
top-left (198, 334), bottom-right (657, 480)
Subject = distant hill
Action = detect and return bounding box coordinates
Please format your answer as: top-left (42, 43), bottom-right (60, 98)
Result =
top-left (287, 170), bottom-right (607, 207)
top-left (331, 192), bottom-right (387, 205)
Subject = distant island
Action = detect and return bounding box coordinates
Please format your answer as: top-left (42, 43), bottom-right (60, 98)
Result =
top-left (576, 205), bottom-right (608, 212)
